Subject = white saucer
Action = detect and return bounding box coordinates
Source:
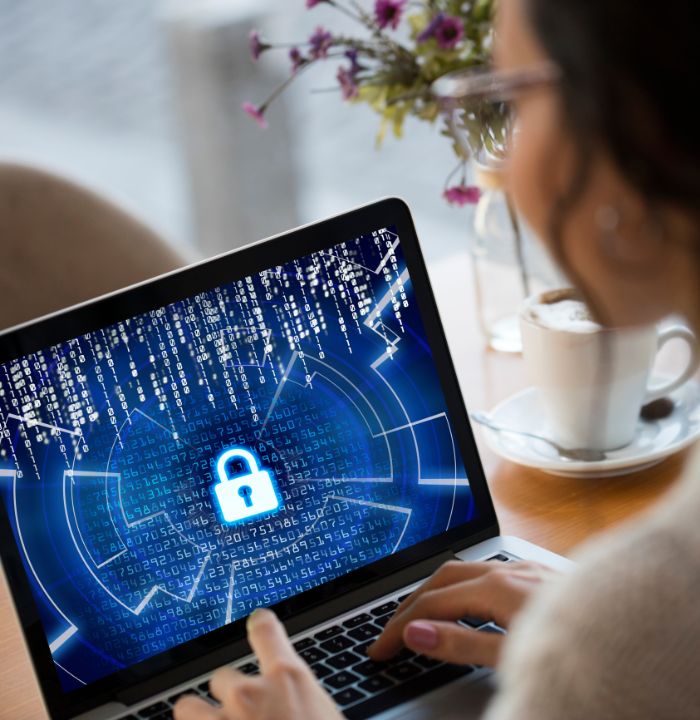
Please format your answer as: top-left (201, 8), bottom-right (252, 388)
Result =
top-left (479, 378), bottom-right (700, 477)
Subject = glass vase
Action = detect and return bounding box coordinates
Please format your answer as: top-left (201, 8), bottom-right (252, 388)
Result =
top-left (469, 159), bottom-right (558, 353)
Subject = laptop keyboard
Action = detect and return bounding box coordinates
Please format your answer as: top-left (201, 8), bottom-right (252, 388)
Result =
top-left (118, 553), bottom-right (512, 720)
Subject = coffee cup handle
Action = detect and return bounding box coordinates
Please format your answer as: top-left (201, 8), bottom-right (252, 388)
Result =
top-left (645, 325), bottom-right (700, 403)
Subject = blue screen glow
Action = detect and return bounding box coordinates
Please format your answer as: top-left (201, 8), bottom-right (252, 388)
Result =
top-left (0, 226), bottom-right (475, 691)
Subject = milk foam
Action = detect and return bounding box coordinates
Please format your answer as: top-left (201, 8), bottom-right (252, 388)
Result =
top-left (528, 297), bottom-right (601, 333)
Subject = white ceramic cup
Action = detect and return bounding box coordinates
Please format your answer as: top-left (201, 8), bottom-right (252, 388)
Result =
top-left (519, 290), bottom-right (700, 451)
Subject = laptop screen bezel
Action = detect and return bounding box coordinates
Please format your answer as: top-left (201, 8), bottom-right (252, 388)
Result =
top-left (0, 197), bottom-right (498, 719)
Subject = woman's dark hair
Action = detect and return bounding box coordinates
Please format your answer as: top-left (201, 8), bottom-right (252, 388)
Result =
top-left (524, 0), bottom-right (700, 319)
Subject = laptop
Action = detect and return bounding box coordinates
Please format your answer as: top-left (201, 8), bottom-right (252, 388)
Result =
top-left (0, 197), bottom-right (570, 720)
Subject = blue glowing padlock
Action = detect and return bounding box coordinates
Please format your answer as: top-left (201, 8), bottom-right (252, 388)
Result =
top-left (213, 447), bottom-right (281, 524)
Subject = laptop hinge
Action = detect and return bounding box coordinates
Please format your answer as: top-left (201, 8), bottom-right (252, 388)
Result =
top-left (117, 548), bottom-right (457, 707)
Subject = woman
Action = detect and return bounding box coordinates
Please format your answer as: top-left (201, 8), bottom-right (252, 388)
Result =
top-left (175, 0), bottom-right (700, 717)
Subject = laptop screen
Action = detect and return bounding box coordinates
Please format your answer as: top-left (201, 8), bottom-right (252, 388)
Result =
top-left (0, 219), bottom-right (477, 693)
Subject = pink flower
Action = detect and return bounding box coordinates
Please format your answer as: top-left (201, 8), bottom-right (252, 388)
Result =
top-left (443, 185), bottom-right (481, 206)
top-left (249, 30), bottom-right (268, 61)
top-left (374, 0), bottom-right (406, 31)
top-left (306, 0), bottom-right (328, 7)
top-left (337, 66), bottom-right (359, 100)
top-left (309, 26), bottom-right (333, 59)
top-left (242, 102), bottom-right (268, 129)
top-left (435, 16), bottom-right (464, 49)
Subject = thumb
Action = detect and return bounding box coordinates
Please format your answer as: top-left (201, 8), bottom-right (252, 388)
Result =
top-left (246, 608), bottom-right (300, 673)
top-left (403, 620), bottom-right (504, 668)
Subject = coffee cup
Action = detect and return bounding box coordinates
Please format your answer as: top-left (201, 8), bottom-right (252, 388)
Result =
top-left (519, 289), bottom-right (700, 451)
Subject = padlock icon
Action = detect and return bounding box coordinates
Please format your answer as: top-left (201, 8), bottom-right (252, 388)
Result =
top-left (213, 447), bottom-right (282, 524)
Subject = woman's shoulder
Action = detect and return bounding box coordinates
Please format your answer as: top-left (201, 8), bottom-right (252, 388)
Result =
top-left (485, 443), bottom-right (700, 720)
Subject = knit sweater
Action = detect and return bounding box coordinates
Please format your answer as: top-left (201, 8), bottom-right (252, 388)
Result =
top-left (483, 443), bottom-right (700, 720)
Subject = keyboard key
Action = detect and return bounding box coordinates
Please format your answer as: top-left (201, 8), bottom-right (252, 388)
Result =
top-left (352, 659), bottom-right (386, 677)
top-left (397, 593), bottom-right (412, 603)
top-left (444, 662), bottom-right (475, 675)
top-left (320, 635), bottom-right (354, 653)
top-left (384, 661), bottom-right (422, 682)
top-left (340, 662), bottom-right (476, 719)
top-left (314, 625), bottom-right (343, 641)
top-left (138, 702), bottom-right (169, 717)
top-left (343, 613), bottom-right (372, 629)
top-left (414, 655), bottom-right (443, 669)
top-left (299, 646), bottom-right (328, 664)
top-left (151, 713), bottom-right (173, 720)
top-left (373, 614), bottom-right (392, 629)
top-left (479, 624), bottom-right (506, 635)
top-left (168, 690), bottom-right (197, 704)
top-left (393, 648), bottom-right (416, 663)
top-left (358, 674), bottom-right (395, 693)
top-left (324, 670), bottom-right (360, 690)
top-left (237, 662), bottom-right (259, 674)
top-left (353, 640), bottom-right (373, 657)
top-left (327, 650), bottom-right (361, 670)
top-left (197, 681), bottom-right (210, 694)
top-left (293, 637), bottom-right (316, 651)
top-left (311, 662), bottom-right (333, 680)
top-left (332, 687), bottom-right (366, 707)
top-left (371, 601), bottom-right (398, 617)
top-left (348, 623), bottom-right (380, 643)
top-left (487, 553), bottom-right (510, 562)
top-left (459, 615), bottom-right (488, 628)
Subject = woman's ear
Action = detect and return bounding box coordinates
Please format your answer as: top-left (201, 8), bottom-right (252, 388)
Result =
top-left (593, 201), bottom-right (667, 273)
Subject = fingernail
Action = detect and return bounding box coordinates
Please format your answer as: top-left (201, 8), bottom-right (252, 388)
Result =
top-left (404, 621), bottom-right (438, 650)
top-left (247, 608), bottom-right (266, 628)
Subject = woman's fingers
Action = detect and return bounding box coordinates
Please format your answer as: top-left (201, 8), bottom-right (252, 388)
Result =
top-left (392, 561), bottom-right (495, 619)
top-left (368, 564), bottom-right (550, 662)
top-left (180, 609), bottom-right (343, 720)
top-left (369, 561), bottom-right (555, 663)
top-left (368, 575), bottom-right (497, 660)
top-left (246, 608), bottom-right (303, 674)
top-left (210, 665), bottom-right (258, 706)
top-left (173, 693), bottom-right (226, 720)
top-left (403, 620), bottom-right (504, 667)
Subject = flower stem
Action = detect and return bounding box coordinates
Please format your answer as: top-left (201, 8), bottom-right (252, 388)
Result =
top-left (259, 59), bottom-right (318, 109)
top-left (327, 0), bottom-right (369, 27)
top-left (444, 159), bottom-right (467, 189)
top-left (505, 191), bottom-right (531, 298)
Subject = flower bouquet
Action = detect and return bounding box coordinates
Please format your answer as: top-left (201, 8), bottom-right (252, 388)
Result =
top-left (244, 0), bottom-right (498, 206)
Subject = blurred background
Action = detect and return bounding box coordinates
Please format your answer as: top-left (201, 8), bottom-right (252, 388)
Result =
top-left (0, 0), bottom-right (469, 265)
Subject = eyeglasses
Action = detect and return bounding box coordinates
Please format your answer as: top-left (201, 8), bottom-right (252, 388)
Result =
top-left (431, 63), bottom-right (561, 160)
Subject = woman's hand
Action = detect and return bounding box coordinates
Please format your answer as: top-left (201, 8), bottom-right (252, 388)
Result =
top-left (367, 560), bottom-right (556, 667)
top-left (173, 609), bottom-right (343, 720)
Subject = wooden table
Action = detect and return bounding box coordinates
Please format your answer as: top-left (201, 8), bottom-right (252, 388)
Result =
top-left (0, 250), bottom-right (691, 718)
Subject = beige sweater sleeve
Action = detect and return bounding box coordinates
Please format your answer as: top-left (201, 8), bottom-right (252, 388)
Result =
top-left (483, 447), bottom-right (700, 720)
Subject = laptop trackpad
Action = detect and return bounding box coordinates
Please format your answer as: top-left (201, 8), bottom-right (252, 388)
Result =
top-left (375, 671), bottom-right (497, 720)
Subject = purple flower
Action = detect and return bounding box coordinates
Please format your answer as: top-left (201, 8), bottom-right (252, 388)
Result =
top-left (337, 65), bottom-right (359, 100)
top-left (435, 16), bottom-right (464, 49)
top-left (289, 46), bottom-right (305, 74)
top-left (345, 48), bottom-right (362, 75)
top-left (443, 185), bottom-right (481, 206)
top-left (308, 26), bottom-right (332, 59)
top-left (306, 0), bottom-right (328, 7)
top-left (248, 30), bottom-right (268, 61)
top-left (374, 0), bottom-right (406, 31)
top-left (416, 12), bottom-right (445, 43)
top-left (242, 102), bottom-right (268, 129)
